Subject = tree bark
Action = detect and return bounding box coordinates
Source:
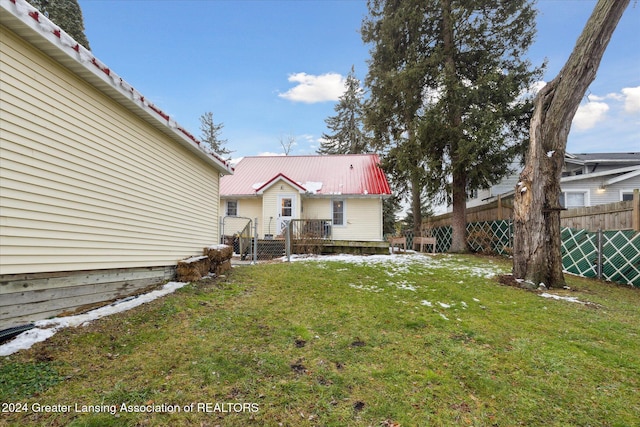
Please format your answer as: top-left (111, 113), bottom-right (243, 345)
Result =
top-left (441, 0), bottom-right (467, 253)
top-left (513, 0), bottom-right (629, 287)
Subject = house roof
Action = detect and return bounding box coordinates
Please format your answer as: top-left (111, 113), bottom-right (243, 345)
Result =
top-left (220, 154), bottom-right (392, 197)
top-left (566, 152), bottom-right (640, 165)
top-left (0, 0), bottom-right (232, 175)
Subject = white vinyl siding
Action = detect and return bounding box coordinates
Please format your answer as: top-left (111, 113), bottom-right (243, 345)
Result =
top-left (1, 26), bottom-right (221, 275)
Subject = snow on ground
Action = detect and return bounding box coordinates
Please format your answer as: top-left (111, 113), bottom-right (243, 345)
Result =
top-left (539, 292), bottom-right (592, 305)
top-left (291, 252), bottom-right (505, 321)
top-left (289, 252), bottom-right (505, 279)
top-left (0, 281), bottom-right (187, 357)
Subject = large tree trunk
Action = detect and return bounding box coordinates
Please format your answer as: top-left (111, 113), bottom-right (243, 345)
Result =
top-left (450, 165), bottom-right (468, 252)
top-left (441, 0), bottom-right (467, 253)
top-left (411, 174), bottom-right (422, 236)
top-left (513, 0), bottom-right (629, 287)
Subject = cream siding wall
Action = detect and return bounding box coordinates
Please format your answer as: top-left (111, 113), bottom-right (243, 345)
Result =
top-left (220, 197), bottom-right (262, 237)
top-left (332, 198), bottom-right (383, 241)
top-left (0, 26), bottom-right (221, 275)
top-left (302, 198), bottom-right (330, 220)
top-left (304, 197), bottom-right (383, 241)
top-left (261, 182), bottom-right (301, 237)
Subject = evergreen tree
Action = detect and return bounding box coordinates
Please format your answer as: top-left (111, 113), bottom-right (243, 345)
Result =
top-left (317, 66), bottom-right (370, 155)
top-left (199, 112), bottom-right (232, 158)
top-left (362, 0), bottom-right (542, 252)
top-left (28, 0), bottom-right (90, 50)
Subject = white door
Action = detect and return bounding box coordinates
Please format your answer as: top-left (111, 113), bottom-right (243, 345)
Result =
top-left (277, 195), bottom-right (296, 235)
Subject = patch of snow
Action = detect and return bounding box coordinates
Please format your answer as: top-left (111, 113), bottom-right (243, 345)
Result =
top-left (539, 292), bottom-right (587, 305)
top-left (473, 298), bottom-right (480, 302)
top-left (0, 281), bottom-right (187, 357)
top-left (420, 300), bottom-right (433, 307)
top-left (438, 302), bottom-right (451, 308)
top-left (207, 244), bottom-right (230, 250)
top-left (251, 182), bottom-right (265, 190)
top-left (349, 283), bottom-right (384, 293)
top-left (394, 281), bottom-right (417, 291)
top-left (520, 187), bottom-right (527, 193)
top-left (302, 181), bottom-right (323, 194)
top-left (438, 313), bottom-right (450, 321)
top-left (547, 150), bottom-right (555, 157)
top-left (182, 255), bottom-right (208, 263)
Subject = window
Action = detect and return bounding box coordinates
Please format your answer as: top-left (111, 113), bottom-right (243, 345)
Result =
top-left (332, 200), bottom-right (345, 226)
top-left (281, 198), bottom-right (292, 217)
top-left (621, 191), bottom-right (635, 202)
top-left (559, 191), bottom-right (587, 208)
top-left (226, 200), bottom-right (238, 216)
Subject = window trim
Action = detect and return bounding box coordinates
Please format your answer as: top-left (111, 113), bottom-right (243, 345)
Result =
top-left (620, 189), bottom-right (636, 202)
top-left (225, 199), bottom-right (238, 216)
top-left (331, 199), bottom-right (346, 227)
top-left (559, 189), bottom-right (589, 208)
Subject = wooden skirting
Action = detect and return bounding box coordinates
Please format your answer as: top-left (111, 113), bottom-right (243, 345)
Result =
top-left (0, 265), bottom-right (175, 331)
top-left (319, 240), bottom-right (389, 255)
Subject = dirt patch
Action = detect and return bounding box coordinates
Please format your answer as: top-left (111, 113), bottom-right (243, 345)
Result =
top-left (353, 401), bottom-right (366, 412)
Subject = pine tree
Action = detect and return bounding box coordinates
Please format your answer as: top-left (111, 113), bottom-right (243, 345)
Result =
top-left (28, 0), bottom-right (90, 50)
top-left (317, 66), bottom-right (370, 155)
top-left (199, 112), bottom-right (232, 158)
top-left (363, 0), bottom-right (542, 251)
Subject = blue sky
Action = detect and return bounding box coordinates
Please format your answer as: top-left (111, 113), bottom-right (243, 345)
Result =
top-left (78, 0), bottom-right (639, 159)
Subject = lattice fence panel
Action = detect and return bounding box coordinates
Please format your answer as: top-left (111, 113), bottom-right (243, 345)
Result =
top-left (431, 226), bottom-right (452, 253)
top-left (414, 221), bottom-right (638, 287)
top-left (561, 227), bottom-right (598, 279)
top-left (601, 230), bottom-right (640, 286)
top-left (466, 220), bottom-right (512, 256)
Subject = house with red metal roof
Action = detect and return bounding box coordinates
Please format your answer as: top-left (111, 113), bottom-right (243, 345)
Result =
top-left (220, 154), bottom-right (392, 241)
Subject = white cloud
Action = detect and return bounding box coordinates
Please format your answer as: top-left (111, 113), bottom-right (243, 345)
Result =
top-left (572, 101), bottom-right (609, 131)
top-left (278, 72), bottom-right (346, 103)
top-left (622, 86), bottom-right (640, 113)
top-left (523, 80), bottom-right (547, 98)
top-left (588, 92), bottom-right (623, 102)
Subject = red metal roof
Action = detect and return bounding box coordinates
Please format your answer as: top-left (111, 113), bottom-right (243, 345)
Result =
top-left (221, 154), bottom-right (391, 197)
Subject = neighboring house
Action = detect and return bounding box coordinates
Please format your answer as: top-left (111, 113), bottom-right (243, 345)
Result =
top-left (0, 0), bottom-right (233, 329)
top-left (466, 152), bottom-right (640, 209)
top-left (220, 154), bottom-right (391, 242)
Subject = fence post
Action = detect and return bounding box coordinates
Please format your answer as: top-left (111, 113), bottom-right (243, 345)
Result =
top-left (253, 218), bottom-right (258, 265)
top-left (597, 228), bottom-right (603, 280)
top-left (285, 221), bottom-right (291, 262)
top-left (633, 189), bottom-right (640, 231)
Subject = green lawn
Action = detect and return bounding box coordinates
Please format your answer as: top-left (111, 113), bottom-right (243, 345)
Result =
top-left (1, 253), bottom-right (639, 426)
